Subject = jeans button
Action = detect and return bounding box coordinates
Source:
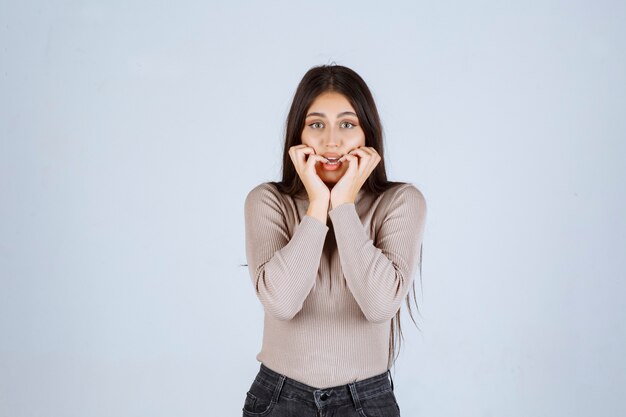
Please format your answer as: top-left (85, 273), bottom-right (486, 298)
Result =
top-left (320, 392), bottom-right (329, 401)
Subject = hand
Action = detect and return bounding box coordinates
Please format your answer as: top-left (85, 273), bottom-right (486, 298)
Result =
top-left (330, 146), bottom-right (381, 208)
top-left (288, 144), bottom-right (330, 203)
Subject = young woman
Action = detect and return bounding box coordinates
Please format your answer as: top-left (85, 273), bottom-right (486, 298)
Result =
top-left (243, 64), bottom-right (427, 417)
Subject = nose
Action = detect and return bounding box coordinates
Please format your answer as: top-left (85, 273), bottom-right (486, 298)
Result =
top-left (323, 125), bottom-right (340, 147)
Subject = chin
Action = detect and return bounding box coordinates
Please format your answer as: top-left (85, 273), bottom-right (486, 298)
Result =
top-left (317, 168), bottom-right (346, 182)
top-left (319, 172), bottom-right (343, 185)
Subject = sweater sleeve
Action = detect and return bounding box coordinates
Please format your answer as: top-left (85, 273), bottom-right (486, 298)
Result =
top-left (244, 183), bottom-right (329, 321)
top-left (327, 184), bottom-right (427, 323)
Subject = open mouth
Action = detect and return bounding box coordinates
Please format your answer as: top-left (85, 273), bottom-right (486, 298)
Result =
top-left (324, 157), bottom-right (341, 165)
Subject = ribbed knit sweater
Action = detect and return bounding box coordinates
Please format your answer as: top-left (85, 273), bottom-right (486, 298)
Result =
top-left (244, 181), bottom-right (427, 388)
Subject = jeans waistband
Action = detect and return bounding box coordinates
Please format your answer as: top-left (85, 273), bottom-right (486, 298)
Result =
top-left (254, 363), bottom-right (394, 407)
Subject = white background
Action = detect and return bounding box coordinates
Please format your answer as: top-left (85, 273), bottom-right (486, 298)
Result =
top-left (1, 1), bottom-right (624, 416)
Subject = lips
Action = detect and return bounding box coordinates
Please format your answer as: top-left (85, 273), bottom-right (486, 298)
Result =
top-left (322, 152), bottom-right (342, 164)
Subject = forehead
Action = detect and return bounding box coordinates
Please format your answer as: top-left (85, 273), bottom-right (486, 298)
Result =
top-left (307, 91), bottom-right (355, 114)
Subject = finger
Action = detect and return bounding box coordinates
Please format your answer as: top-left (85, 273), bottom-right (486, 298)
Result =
top-left (338, 148), bottom-right (362, 163)
top-left (289, 144), bottom-right (309, 150)
top-left (364, 147), bottom-right (381, 162)
top-left (300, 146), bottom-right (317, 156)
top-left (348, 148), bottom-right (371, 158)
top-left (290, 144), bottom-right (315, 152)
top-left (344, 149), bottom-right (371, 176)
top-left (289, 144), bottom-right (309, 159)
top-left (353, 148), bottom-right (380, 169)
top-left (362, 152), bottom-right (381, 177)
top-left (291, 146), bottom-right (316, 167)
top-left (305, 154), bottom-right (326, 171)
top-left (289, 144), bottom-right (315, 158)
top-left (342, 154), bottom-right (359, 175)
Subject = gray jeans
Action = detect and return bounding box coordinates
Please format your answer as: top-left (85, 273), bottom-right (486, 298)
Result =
top-left (242, 363), bottom-right (400, 417)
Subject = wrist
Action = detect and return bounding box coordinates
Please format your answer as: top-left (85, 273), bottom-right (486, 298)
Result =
top-left (307, 199), bottom-right (329, 224)
top-left (330, 198), bottom-right (354, 210)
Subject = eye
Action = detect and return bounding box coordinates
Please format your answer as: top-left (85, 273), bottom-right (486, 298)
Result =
top-left (309, 122), bottom-right (324, 129)
top-left (341, 121), bottom-right (356, 128)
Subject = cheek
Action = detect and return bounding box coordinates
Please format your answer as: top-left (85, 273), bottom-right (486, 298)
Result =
top-left (301, 138), bottom-right (321, 152)
top-left (300, 132), bottom-right (315, 146)
top-left (346, 129), bottom-right (365, 145)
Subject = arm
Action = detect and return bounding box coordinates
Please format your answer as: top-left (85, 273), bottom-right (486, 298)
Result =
top-left (244, 183), bottom-right (329, 320)
top-left (328, 184), bottom-right (427, 323)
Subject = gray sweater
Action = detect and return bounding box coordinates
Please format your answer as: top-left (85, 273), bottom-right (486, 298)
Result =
top-left (244, 181), bottom-right (427, 388)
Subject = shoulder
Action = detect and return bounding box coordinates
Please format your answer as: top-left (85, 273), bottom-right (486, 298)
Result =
top-left (383, 182), bottom-right (427, 213)
top-left (245, 182), bottom-right (285, 210)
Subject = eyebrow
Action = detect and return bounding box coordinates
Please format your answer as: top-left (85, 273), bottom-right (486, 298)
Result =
top-left (305, 111), bottom-right (358, 118)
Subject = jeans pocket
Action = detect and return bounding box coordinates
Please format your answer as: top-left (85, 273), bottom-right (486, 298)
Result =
top-left (242, 380), bottom-right (277, 416)
top-left (359, 388), bottom-right (400, 417)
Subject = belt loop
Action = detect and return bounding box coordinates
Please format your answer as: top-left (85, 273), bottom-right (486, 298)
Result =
top-left (387, 369), bottom-right (394, 392)
top-left (272, 374), bottom-right (286, 403)
top-left (348, 381), bottom-right (363, 412)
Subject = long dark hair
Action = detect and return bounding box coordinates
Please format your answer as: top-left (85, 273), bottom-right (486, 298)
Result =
top-left (268, 63), bottom-right (424, 369)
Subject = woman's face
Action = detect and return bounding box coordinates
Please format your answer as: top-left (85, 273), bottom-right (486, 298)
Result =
top-left (301, 91), bottom-right (366, 186)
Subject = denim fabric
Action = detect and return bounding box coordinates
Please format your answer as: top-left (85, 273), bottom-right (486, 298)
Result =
top-left (242, 363), bottom-right (400, 417)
